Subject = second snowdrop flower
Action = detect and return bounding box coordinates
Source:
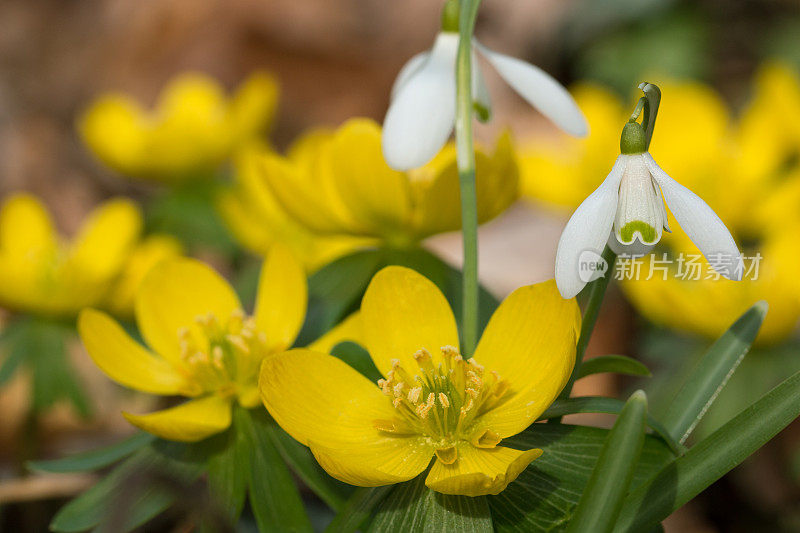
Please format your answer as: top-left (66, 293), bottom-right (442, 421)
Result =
top-left (382, 1), bottom-right (587, 171)
top-left (555, 83), bottom-right (742, 299)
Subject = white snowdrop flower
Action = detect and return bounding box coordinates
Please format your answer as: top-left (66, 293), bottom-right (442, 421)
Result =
top-left (381, 7), bottom-right (587, 171)
top-left (555, 120), bottom-right (742, 299)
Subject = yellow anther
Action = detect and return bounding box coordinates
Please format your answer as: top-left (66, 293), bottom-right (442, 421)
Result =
top-left (466, 388), bottom-right (479, 400)
top-left (468, 358), bottom-right (485, 372)
top-left (461, 398), bottom-right (474, 415)
top-left (425, 393), bottom-right (435, 407)
top-left (413, 349), bottom-right (432, 363)
top-left (438, 393), bottom-right (450, 408)
top-left (393, 397), bottom-right (403, 408)
top-left (391, 358), bottom-right (401, 368)
top-left (226, 334), bottom-right (250, 354)
top-left (407, 386), bottom-right (422, 404)
top-left (393, 382), bottom-right (405, 396)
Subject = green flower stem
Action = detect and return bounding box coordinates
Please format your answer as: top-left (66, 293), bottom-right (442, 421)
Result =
top-left (455, 0), bottom-right (481, 356)
top-left (559, 246), bottom-right (618, 401)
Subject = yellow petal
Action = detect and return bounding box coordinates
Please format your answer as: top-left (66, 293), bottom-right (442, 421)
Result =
top-left (69, 198), bottom-right (142, 280)
top-left (104, 234), bottom-right (184, 317)
top-left (307, 311), bottom-right (363, 354)
top-left (254, 244), bottom-right (307, 350)
top-left (123, 395), bottom-right (233, 442)
top-left (0, 193), bottom-right (56, 256)
top-left (310, 439), bottom-right (432, 487)
top-left (472, 280), bottom-right (580, 438)
top-left (78, 95), bottom-right (147, 175)
top-left (259, 151), bottom-right (351, 234)
top-left (229, 71), bottom-right (279, 140)
top-left (78, 308), bottom-right (186, 395)
top-left (361, 266), bottom-right (459, 376)
top-left (425, 444), bottom-right (542, 496)
top-left (414, 135), bottom-right (519, 238)
top-left (135, 258), bottom-right (241, 365)
top-left (327, 118), bottom-right (412, 238)
top-left (259, 349), bottom-right (432, 484)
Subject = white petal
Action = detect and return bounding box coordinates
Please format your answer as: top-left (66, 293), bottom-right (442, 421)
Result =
top-left (390, 51), bottom-right (430, 100)
top-left (644, 153), bottom-right (742, 280)
top-left (382, 32), bottom-right (459, 170)
top-left (475, 41), bottom-right (588, 137)
top-left (555, 155), bottom-right (626, 298)
top-left (471, 55), bottom-right (492, 120)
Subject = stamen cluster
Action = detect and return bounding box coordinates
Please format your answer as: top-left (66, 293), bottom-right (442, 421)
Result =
top-left (375, 345), bottom-right (509, 463)
top-left (176, 309), bottom-right (268, 396)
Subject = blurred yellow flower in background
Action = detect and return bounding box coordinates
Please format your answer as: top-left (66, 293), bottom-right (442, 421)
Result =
top-left (0, 194), bottom-right (141, 317)
top-left (260, 266), bottom-right (579, 496)
top-left (78, 245), bottom-right (307, 442)
top-left (0, 194), bottom-right (183, 319)
top-left (255, 118), bottom-right (519, 248)
top-left (521, 67), bottom-right (800, 343)
top-left (79, 71), bottom-right (278, 182)
top-left (218, 143), bottom-right (369, 271)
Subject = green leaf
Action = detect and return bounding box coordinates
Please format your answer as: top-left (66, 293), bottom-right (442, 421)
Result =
top-left (331, 341), bottom-right (382, 383)
top-left (325, 486), bottom-right (393, 533)
top-left (51, 441), bottom-right (205, 532)
top-left (576, 355), bottom-right (652, 379)
top-left (16, 319), bottom-right (93, 418)
top-left (145, 181), bottom-right (238, 255)
top-left (659, 301), bottom-right (766, 444)
top-left (298, 249), bottom-right (383, 345)
top-left (28, 432), bottom-right (155, 473)
top-left (538, 397), bottom-right (683, 455)
top-left (613, 368), bottom-right (800, 532)
top-left (369, 474), bottom-right (493, 532)
top-left (206, 412), bottom-right (250, 525)
top-left (240, 408), bottom-right (313, 533)
top-left (267, 413), bottom-right (355, 512)
top-left (566, 391), bottom-right (649, 533)
top-left (489, 424), bottom-right (674, 532)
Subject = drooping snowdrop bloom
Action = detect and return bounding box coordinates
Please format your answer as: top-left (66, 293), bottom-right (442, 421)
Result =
top-left (555, 120), bottom-right (742, 299)
top-left (381, 7), bottom-right (587, 171)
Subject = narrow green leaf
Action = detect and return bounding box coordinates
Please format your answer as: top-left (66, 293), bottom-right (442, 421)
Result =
top-left (241, 408), bottom-right (313, 533)
top-left (538, 397), bottom-right (684, 455)
top-left (660, 301), bottom-right (766, 444)
top-left (613, 368), bottom-right (800, 532)
top-left (566, 391), bottom-right (648, 533)
top-left (576, 355), bottom-right (652, 379)
top-left (489, 424), bottom-right (674, 532)
top-left (325, 486), bottom-right (393, 533)
top-left (331, 341), bottom-right (382, 383)
top-left (0, 322), bottom-right (28, 385)
top-left (51, 442), bottom-right (204, 532)
top-left (369, 474), bottom-right (492, 532)
top-left (267, 414), bottom-right (354, 512)
top-left (28, 432), bottom-right (155, 473)
top-left (206, 413), bottom-right (249, 525)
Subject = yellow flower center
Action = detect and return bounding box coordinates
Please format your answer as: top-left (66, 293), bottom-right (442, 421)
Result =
top-left (374, 346), bottom-right (510, 464)
top-left (176, 309), bottom-right (268, 399)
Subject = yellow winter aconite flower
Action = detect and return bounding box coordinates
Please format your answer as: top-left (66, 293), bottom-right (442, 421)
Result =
top-left (0, 193), bottom-right (142, 316)
top-left (259, 266), bottom-right (579, 496)
top-left (218, 143), bottom-right (369, 271)
top-left (80, 71), bottom-right (278, 182)
top-left (78, 245), bottom-right (307, 442)
top-left (257, 118), bottom-right (519, 247)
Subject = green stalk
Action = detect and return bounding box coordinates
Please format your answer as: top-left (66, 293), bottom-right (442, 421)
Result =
top-left (454, 0), bottom-right (481, 356)
top-left (559, 246), bottom-right (617, 400)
